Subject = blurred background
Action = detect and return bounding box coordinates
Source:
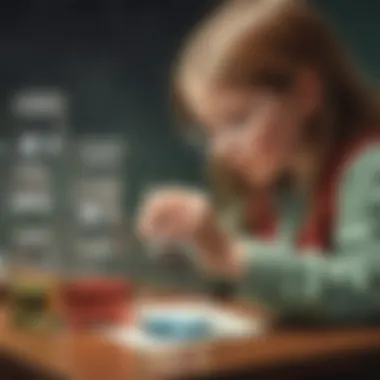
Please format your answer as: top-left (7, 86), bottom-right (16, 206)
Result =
top-left (0, 0), bottom-right (379, 290)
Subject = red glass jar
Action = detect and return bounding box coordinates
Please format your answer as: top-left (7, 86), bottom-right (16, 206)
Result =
top-left (60, 276), bottom-right (134, 328)
top-left (60, 235), bottom-right (135, 329)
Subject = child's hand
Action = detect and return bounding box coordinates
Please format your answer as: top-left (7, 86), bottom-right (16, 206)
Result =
top-left (137, 187), bottom-right (242, 277)
top-left (137, 187), bottom-right (212, 244)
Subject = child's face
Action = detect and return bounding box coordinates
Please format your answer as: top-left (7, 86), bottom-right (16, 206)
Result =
top-left (185, 71), bottom-right (319, 187)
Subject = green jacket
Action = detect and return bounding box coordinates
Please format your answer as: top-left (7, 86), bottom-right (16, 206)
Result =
top-left (218, 143), bottom-right (380, 324)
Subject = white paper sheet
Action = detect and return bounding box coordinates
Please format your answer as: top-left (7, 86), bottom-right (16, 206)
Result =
top-left (105, 301), bottom-right (265, 352)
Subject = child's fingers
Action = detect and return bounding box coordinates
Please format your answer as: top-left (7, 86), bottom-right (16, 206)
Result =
top-left (138, 200), bottom-right (181, 240)
top-left (137, 201), bottom-right (161, 238)
top-left (187, 195), bottom-right (211, 235)
top-left (137, 189), bottom-right (210, 243)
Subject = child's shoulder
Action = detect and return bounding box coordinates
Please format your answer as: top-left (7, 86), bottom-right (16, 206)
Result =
top-left (337, 132), bottom-right (380, 190)
top-left (340, 132), bottom-right (380, 165)
top-left (334, 134), bottom-right (380, 245)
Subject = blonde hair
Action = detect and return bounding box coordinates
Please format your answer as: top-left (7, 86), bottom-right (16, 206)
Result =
top-left (172, 0), bottom-right (379, 227)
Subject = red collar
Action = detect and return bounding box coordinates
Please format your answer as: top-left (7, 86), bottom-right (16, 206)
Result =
top-left (248, 132), bottom-right (380, 252)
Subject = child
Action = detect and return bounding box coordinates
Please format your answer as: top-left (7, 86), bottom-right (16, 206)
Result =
top-left (138, 0), bottom-right (380, 323)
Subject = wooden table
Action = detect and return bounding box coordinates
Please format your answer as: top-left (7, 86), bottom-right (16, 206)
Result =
top-left (0, 295), bottom-right (380, 380)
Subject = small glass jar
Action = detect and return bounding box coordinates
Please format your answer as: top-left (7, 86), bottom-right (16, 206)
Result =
top-left (8, 228), bottom-right (61, 330)
top-left (60, 233), bottom-right (134, 329)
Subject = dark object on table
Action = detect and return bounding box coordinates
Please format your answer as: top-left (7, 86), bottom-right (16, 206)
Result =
top-left (207, 279), bottom-right (236, 300)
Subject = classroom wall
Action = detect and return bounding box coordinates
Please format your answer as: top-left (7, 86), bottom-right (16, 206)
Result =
top-left (0, 0), bottom-right (379, 290)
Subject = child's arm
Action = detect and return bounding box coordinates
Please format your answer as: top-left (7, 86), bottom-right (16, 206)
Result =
top-left (233, 147), bottom-right (380, 323)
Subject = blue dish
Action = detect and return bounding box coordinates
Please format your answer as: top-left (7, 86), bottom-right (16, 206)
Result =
top-left (142, 313), bottom-right (212, 341)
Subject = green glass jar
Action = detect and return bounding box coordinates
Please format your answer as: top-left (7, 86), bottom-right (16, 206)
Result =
top-left (9, 246), bottom-right (61, 330)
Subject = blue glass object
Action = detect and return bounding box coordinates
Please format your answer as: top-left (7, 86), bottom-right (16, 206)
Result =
top-left (142, 313), bottom-right (212, 341)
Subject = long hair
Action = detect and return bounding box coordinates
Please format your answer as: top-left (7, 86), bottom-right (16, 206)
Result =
top-left (172, 0), bottom-right (380, 228)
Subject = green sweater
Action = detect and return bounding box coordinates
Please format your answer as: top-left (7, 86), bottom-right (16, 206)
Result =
top-left (219, 145), bottom-right (380, 324)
